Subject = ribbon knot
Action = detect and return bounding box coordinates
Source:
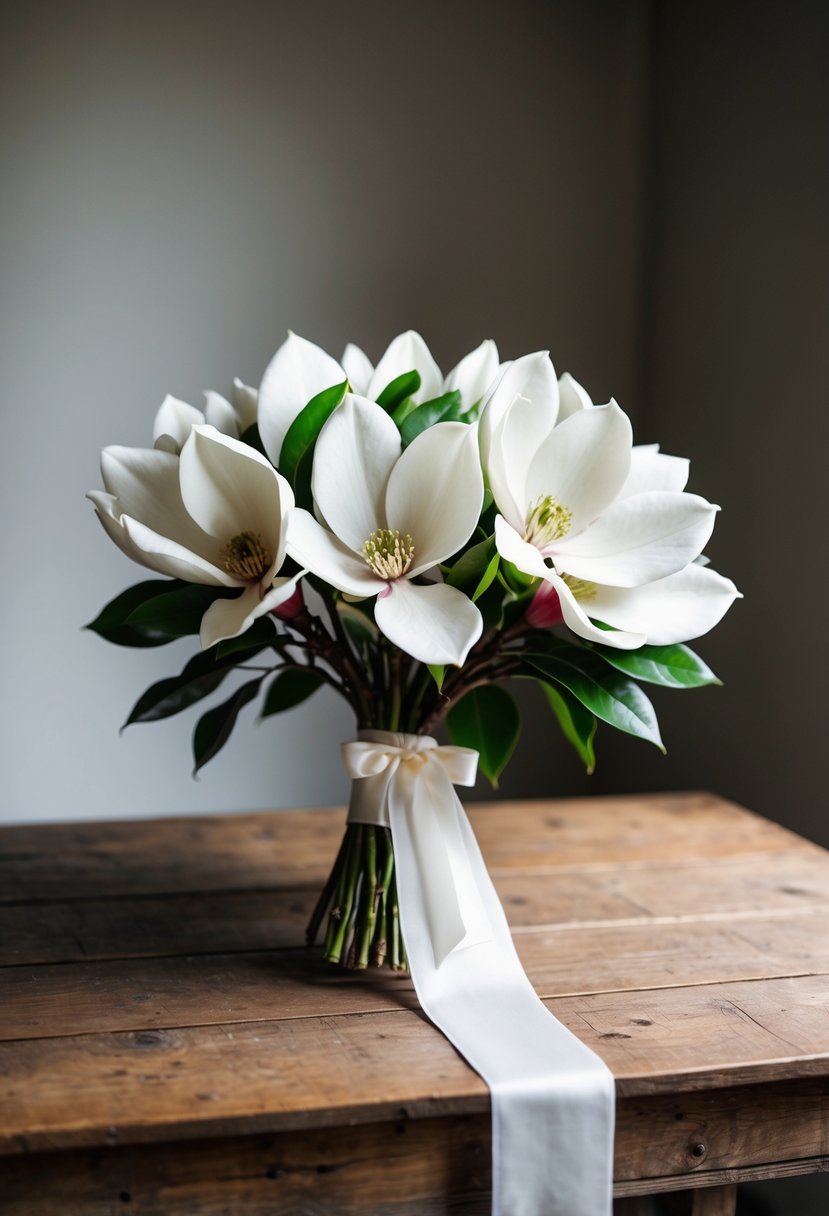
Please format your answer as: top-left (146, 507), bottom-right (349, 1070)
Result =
top-left (342, 730), bottom-right (487, 966)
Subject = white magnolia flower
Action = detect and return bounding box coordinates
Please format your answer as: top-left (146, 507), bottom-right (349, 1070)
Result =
top-left (484, 388), bottom-right (726, 649)
top-left (153, 380), bottom-right (258, 454)
top-left (258, 331), bottom-right (500, 469)
top-left (88, 425), bottom-right (298, 648)
top-left (285, 394), bottom-right (484, 665)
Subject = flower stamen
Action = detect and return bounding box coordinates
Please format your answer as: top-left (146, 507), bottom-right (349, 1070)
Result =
top-left (363, 528), bottom-right (414, 580)
top-left (221, 531), bottom-right (272, 582)
top-left (524, 495), bottom-right (573, 547)
top-left (563, 574), bottom-right (597, 601)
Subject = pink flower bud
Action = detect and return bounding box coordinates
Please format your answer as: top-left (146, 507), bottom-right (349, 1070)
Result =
top-left (525, 581), bottom-right (564, 630)
top-left (272, 583), bottom-right (305, 620)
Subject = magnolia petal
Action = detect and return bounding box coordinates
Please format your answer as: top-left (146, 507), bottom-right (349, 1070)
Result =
top-left (524, 400), bottom-right (633, 535)
top-left (443, 339), bottom-right (500, 406)
top-left (258, 333), bottom-right (345, 466)
top-left (556, 373), bottom-right (594, 422)
top-left (312, 394), bottom-right (401, 552)
top-left (478, 351), bottom-right (559, 466)
top-left (203, 391), bottom-right (240, 439)
top-left (100, 445), bottom-right (213, 555)
top-left (556, 491), bottom-right (719, 588)
top-left (152, 395), bottom-right (203, 454)
top-left (198, 576), bottom-right (302, 649)
top-left (620, 445), bottom-right (690, 497)
top-left (366, 330), bottom-right (443, 403)
top-left (121, 515), bottom-right (236, 585)
top-left (87, 491), bottom-right (157, 571)
top-left (588, 563), bottom-right (742, 645)
top-left (231, 378), bottom-right (259, 432)
top-left (342, 343), bottom-right (374, 396)
top-left (386, 421), bottom-right (483, 576)
top-left (374, 579), bottom-right (483, 666)
top-left (493, 514), bottom-right (551, 580)
top-left (550, 572), bottom-right (647, 650)
top-left (488, 394), bottom-right (557, 532)
top-left (285, 508), bottom-right (385, 597)
top-left (179, 425), bottom-right (290, 557)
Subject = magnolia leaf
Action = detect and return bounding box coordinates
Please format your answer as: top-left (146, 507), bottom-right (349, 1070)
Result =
top-left (261, 668), bottom-right (325, 718)
top-left (377, 369), bottom-right (421, 413)
top-left (446, 684), bottom-right (520, 788)
top-left (427, 664), bottom-right (445, 693)
top-left (537, 680), bottom-right (597, 773)
top-left (590, 641), bottom-right (721, 689)
top-left (399, 390), bottom-right (463, 447)
top-left (192, 676), bottom-right (265, 774)
top-left (526, 652), bottom-right (664, 751)
top-left (215, 615), bottom-right (278, 659)
top-left (278, 380), bottom-right (347, 504)
top-left (446, 533), bottom-right (495, 589)
top-left (86, 579), bottom-right (188, 647)
top-left (472, 552), bottom-right (500, 602)
top-left (126, 584), bottom-right (237, 642)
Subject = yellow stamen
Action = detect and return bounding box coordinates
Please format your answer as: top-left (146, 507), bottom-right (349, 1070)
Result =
top-left (362, 528), bottom-right (414, 580)
top-left (563, 574), bottom-right (597, 601)
top-left (221, 531), bottom-right (272, 581)
top-left (524, 495), bottom-right (573, 547)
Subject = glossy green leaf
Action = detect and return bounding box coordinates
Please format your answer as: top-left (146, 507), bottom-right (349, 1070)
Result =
top-left (85, 579), bottom-right (188, 647)
top-left (126, 584), bottom-right (237, 642)
top-left (192, 676), bottom-right (265, 774)
top-left (446, 684), bottom-right (520, 788)
top-left (445, 534), bottom-right (495, 590)
top-left (399, 390), bottom-right (463, 447)
top-left (214, 615), bottom-right (277, 659)
top-left (526, 651), bottom-right (664, 751)
top-left (472, 552), bottom-right (500, 602)
top-left (538, 680), bottom-right (597, 773)
top-left (260, 668), bottom-right (325, 718)
top-left (427, 664), bottom-right (445, 693)
top-left (377, 369), bottom-right (421, 413)
top-left (278, 380), bottom-right (347, 501)
top-left (590, 642), bottom-right (721, 689)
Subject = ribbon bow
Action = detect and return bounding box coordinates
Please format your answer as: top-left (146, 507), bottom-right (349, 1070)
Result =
top-left (342, 730), bottom-right (490, 966)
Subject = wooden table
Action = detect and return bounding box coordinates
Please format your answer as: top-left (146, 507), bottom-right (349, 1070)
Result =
top-left (1, 793), bottom-right (828, 1214)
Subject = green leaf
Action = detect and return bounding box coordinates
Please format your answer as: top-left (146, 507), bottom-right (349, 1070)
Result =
top-left (86, 579), bottom-right (188, 647)
top-left (214, 615), bottom-right (277, 659)
top-left (192, 676), bottom-right (265, 774)
top-left (260, 668), bottom-right (325, 718)
top-left (473, 574), bottom-right (506, 633)
top-left (446, 684), bottom-right (521, 788)
top-left (472, 552), bottom-right (500, 602)
top-left (525, 651), bottom-right (664, 751)
top-left (124, 630), bottom-right (275, 728)
top-left (445, 534), bottom-right (495, 589)
top-left (589, 641), bottom-right (721, 689)
top-left (537, 680), bottom-right (597, 773)
top-left (399, 390), bottom-right (463, 447)
top-left (278, 380), bottom-right (347, 502)
top-left (427, 664), bottom-right (445, 693)
top-left (377, 369), bottom-right (421, 413)
top-left (126, 584), bottom-right (237, 642)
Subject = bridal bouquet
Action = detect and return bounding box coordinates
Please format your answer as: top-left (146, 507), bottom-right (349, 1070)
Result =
top-left (87, 331), bottom-right (740, 971)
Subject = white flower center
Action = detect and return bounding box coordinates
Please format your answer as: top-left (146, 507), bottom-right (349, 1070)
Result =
top-left (362, 528), bottom-right (414, 580)
top-left (221, 531), bottom-right (272, 581)
top-left (563, 574), bottom-right (597, 601)
top-left (524, 495), bottom-right (573, 547)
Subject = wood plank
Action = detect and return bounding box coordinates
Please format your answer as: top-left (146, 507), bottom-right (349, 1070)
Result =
top-left (4, 913), bottom-right (829, 1042)
top-left (1, 975), bottom-right (828, 1154)
top-left (3, 848), bottom-right (827, 967)
top-left (0, 794), bottom-right (807, 902)
top-left (0, 1079), bottom-right (826, 1211)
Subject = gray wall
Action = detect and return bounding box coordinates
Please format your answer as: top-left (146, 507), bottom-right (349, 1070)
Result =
top-left (0, 0), bottom-right (647, 822)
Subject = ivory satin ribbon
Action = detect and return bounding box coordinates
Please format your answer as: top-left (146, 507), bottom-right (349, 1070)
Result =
top-left (343, 730), bottom-right (615, 1216)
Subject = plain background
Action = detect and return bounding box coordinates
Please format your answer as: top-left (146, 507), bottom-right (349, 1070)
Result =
top-left (1, 3), bottom-right (827, 1212)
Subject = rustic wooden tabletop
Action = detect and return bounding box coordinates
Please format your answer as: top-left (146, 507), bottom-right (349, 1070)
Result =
top-left (1, 793), bottom-right (828, 1214)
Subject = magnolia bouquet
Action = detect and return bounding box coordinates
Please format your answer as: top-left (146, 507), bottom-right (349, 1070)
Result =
top-left (88, 330), bottom-right (740, 971)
